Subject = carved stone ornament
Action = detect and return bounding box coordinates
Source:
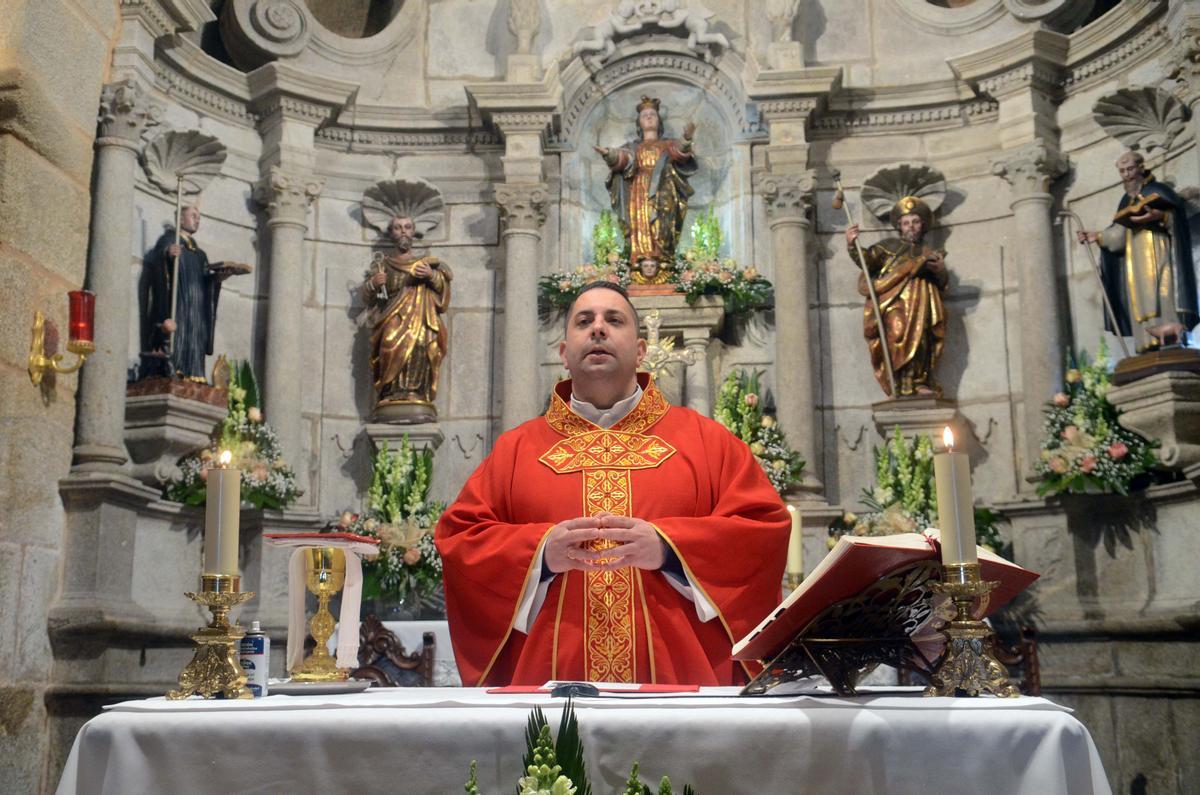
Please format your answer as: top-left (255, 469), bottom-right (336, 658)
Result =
top-left (572, 0), bottom-right (731, 63)
top-left (359, 179), bottom-right (446, 239)
top-left (1003, 0), bottom-right (1094, 33)
top-left (508, 0), bottom-right (542, 55)
top-left (765, 0), bottom-right (801, 43)
top-left (860, 164), bottom-right (947, 223)
top-left (141, 130), bottom-right (228, 197)
top-left (220, 0), bottom-right (312, 71)
top-left (991, 142), bottom-right (1068, 197)
top-left (495, 183), bottom-right (548, 231)
top-left (755, 169), bottom-right (815, 221)
top-left (97, 80), bottom-right (162, 145)
top-left (254, 166), bottom-right (323, 224)
top-left (1092, 86), bottom-right (1190, 158)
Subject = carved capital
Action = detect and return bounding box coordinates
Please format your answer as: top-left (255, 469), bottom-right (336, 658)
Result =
top-left (96, 80), bottom-right (162, 147)
top-left (992, 142), bottom-right (1067, 198)
top-left (495, 183), bottom-right (548, 231)
top-left (492, 112), bottom-right (555, 135)
top-left (1168, 16), bottom-right (1200, 104)
top-left (756, 169), bottom-right (816, 222)
top-left (254, 166), bottom-right (322, 226)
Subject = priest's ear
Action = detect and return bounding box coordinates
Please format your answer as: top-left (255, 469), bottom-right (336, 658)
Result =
top-left (635, 337), bottom-right (647, 368)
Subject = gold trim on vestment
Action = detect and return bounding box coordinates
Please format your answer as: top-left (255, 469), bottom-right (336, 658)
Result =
top-left (541, 375), bottom-right (673, 682)
top-left (634, 569), bottom-right (657, 683)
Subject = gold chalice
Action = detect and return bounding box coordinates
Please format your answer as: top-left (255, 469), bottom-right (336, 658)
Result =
top-left (290, 546), bottom-right (349, 682)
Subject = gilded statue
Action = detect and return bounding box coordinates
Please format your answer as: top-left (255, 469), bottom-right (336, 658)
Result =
top-left (362, 215), bottom-right (452, 423)
top-left (846, 196), bottom-right (947, 398)
top-left (1076, 150), bottom-right (1197, 352)
top-left (594, 95), bottom-right (698, 284)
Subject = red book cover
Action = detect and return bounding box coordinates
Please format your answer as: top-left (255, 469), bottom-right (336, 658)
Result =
top-left (732, 532), bottom-right (1039, 662)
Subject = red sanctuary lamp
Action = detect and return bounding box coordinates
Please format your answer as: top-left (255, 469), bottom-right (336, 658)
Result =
top-left (28, 289), bottom-right (96, 385)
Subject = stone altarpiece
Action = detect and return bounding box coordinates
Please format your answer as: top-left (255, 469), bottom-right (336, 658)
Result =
top-left (3, 1), bottom-right (1197, 792)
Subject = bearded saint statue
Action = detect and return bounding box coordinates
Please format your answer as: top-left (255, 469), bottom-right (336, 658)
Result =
top-left (845, 196), bottom-right (948, 398)
top-left (594, 95), bottom-right (698, 284)
top-left (361, 215), bottom-right (452, 423)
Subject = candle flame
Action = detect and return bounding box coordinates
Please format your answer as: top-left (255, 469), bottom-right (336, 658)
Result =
top-left (219, 449), bottom-right (232, 466)
top-left (943, 426), bottom-right (954, 451)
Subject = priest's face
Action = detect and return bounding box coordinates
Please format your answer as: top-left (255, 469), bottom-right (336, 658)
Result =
top-left (560, 287), bottom-right (646, 385)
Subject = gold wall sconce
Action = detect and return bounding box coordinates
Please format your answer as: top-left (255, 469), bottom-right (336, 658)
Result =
top-left (29, 290), bottom-right (96, 386)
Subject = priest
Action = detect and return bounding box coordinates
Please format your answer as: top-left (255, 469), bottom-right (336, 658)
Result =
top-left (436, 282), bottom-right (790, 686)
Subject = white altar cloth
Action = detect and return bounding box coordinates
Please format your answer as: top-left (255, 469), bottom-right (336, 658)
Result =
top-left (56, 687), bottom-right (1110, 794)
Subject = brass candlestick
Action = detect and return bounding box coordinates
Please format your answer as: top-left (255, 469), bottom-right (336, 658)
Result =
top-left (167, 574), bottom-right (256, 700)
top-left (290, 546), bottom-right (349, 682)
top-left (924, 563), bottom-right (1019, 698)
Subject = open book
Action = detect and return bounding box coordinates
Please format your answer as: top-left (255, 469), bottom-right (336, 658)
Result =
top-left (732, 531), bottom-right (1039, 663)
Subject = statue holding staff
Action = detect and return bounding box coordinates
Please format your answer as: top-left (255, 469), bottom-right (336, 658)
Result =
top-left (1075, 150), bottom-right (1197, 352)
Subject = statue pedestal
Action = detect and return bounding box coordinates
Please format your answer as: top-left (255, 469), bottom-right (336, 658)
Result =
top-left (1113, 348), bottom-right (1200, 385)
top-left (374, 401), bottom-right (436, 424)
top-left (1109, 371), bottom-right (1200, 471)
top-left (871, 395), bottom-right (960, 442)
top-left (363, 423), bottom-right (444, 456)
top-left (124, 378), bottom-right (227, 487)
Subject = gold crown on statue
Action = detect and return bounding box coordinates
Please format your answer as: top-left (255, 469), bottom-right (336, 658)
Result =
top-left (636, 95), bottom-right (661, 113)
top-left (889, 195), bottom-right (933, 229)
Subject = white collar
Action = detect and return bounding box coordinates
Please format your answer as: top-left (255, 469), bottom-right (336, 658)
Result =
top-left (570, 384), bottom-right (643, 429)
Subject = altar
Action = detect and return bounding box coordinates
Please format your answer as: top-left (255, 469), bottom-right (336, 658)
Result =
top-left (57, 688), bottom-right (1109, 794)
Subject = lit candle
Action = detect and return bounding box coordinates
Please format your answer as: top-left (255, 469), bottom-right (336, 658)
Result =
top-left (933, 427), bottom-right (977, 566)
top-left (203, 450), bottom-right (241, 576)
top-left (785, 504), bottom-right (803, 576)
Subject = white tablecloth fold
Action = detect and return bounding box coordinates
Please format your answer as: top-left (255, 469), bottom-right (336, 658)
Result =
top-left (57, 687), bottom-right (1111, 795)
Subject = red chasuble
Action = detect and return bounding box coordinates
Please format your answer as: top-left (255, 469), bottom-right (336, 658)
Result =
top-left (435, 374), bottom-right (790, 686)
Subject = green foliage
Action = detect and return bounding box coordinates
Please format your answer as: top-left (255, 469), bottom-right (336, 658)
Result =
top-left (1036, 341), bottom-right (1158, 496)
top-left (467, 703), bottom-right (693, 795)
top-left (591, 210), bottom-right (627, 266)
top-left (165, 359), bottom-right (300, 510)
top-left (688, 207), bottom-right (723, 260)
top-left (828, 427), bottom-right (1004, 555)
top-left (324, 436), bottom-right (444, 605)
top-left (714, 369), bottom-right (805, 494)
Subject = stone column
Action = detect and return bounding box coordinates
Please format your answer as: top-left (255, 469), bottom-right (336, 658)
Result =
top-left (495, 183), bottom-right (548, 431)
top-left (682, 333), bottom-right (713, 416)
top-left (72, 81), bottom-right (161, 472)
top-left (757, 169), bottom-right (823, 493)
top-left (994, 142), bottom-right (1068, 484)
top-left (254, 166), bottom-right (322, 478)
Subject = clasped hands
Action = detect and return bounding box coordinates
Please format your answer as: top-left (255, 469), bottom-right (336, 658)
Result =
top-left (544, 512), bottom-right (667, 574)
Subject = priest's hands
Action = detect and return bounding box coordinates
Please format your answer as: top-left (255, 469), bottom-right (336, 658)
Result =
top-left (544, 514), bottom-right (667, 573)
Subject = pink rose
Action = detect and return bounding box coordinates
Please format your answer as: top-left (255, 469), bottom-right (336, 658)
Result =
top-left (744, 393), bottom-right (759, 407)
top-left (1049, 456), bottom-right (1069, 474)
top-left (680, 271), bottom-right (694, 286)
top-left (1052, 392), bottom-right (1070, 408)
top-left (338, 511), bottom-right (354, 529)
top-left (1080, 455), bottom-right (1097, 473)
top-left (199, 468), bottom-right (209, 482)
top-left (1108, 442), bottom-right (1128, 460)
top-left (557, 279), bottom-right (572, 291)
top-left (718, 270), bottom-right (734, 284)
top-left (403, 547), bottom-right (421, 566)
top-left (1061, 426), bottom-right (1080, 444)
top-left (247, 407), bottom-right (262, 423)
top-left (252, 464), bottom-right (269, 483)
top-left (743, 266), bottom-right (759, 281)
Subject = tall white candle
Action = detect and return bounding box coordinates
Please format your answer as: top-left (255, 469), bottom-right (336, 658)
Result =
top-left (933, 427), bottom-right (977, 566)
top-left (203, 450), bottom-right (241, 576)
top-left (786, 504), bottom-right (803, 576)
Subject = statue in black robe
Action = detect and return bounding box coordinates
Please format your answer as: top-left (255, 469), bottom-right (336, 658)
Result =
top-left (137, 206), bottom-right (223, 381)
